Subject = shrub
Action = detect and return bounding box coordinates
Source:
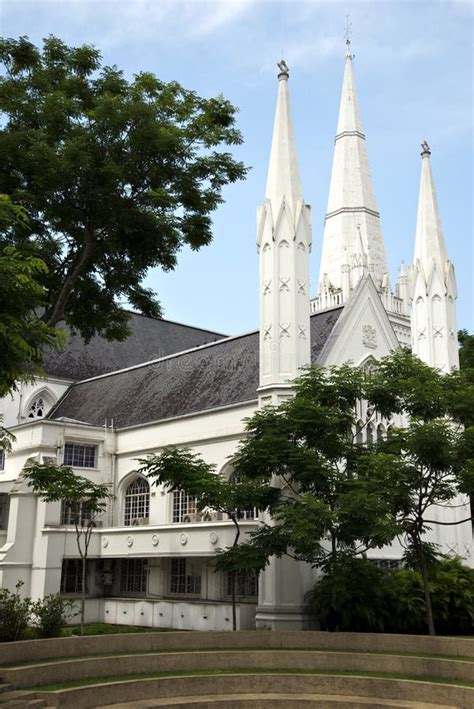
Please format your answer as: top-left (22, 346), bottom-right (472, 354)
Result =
top-left (308, 557), bottom-right (390, 632)
top-left (31, 593), bottom-right (75, 638)
top-left (0, 582), bottom-right (31, 642)
top-left (310, 555), bottom-right (474, 635)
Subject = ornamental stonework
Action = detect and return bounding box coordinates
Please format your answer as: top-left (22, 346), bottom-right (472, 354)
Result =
top-left (362, 324), bottom-right (377, 349)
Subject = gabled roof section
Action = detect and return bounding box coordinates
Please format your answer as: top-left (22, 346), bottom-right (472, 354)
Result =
top-left (42, 312), bottom-right (226, 380)
top-left (49, 308), bottom-right (342, 429)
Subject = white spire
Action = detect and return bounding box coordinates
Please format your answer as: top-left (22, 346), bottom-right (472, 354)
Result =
top-left (264, 60), bottom-right (303, 216)
top-left (257, 60), bottom-right (311, 405)
top-left (410, 142), bottom-right (458, 371)
top-left (318, 48), bottom-right (389, 293)
top-left (414, 141), bottom-right (448, 270)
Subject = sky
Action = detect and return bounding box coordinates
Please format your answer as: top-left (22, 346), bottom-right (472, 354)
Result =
top-left (1, 0), bottom-right (473, 334)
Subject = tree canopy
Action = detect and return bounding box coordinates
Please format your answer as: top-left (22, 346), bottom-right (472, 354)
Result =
top-left (0, 35), bottom-right (248, 342)
top-left (0, 194), bottom-right (62, 395)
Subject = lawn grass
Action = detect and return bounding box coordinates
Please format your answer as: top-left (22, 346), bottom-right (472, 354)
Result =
top-left (61, 623), bottom-right (175, 636)
top-left (32, 668), bottom-right (474, 692)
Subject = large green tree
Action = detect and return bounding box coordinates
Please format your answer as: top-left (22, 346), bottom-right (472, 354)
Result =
top-left (0, 35), bottom-right (247, 341)
top-left (0, 194), bottom-right (61, 395)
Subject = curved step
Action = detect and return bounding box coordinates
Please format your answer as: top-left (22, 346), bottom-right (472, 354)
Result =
top-left (34, 673), bottom-right (474, 709)
top-left (4, 650), bottom-right (473, 688)
top-left (97, 693), bottom-right (460, 709)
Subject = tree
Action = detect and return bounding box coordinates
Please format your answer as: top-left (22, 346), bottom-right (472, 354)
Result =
top-left (459, 330), bottom-right (474, 371)
top-left (219, 364), bottom-right (398, 574)
top-left (0, 35), bottom-right (248, 342)
top-left (139, 448), bottom-right (279, 630)
top-left (0, 194), bottom-right (62, 395)
top-left (23, 462), bottom-right (110, 635)
top-left (361, 350), bottom-right (474, 635)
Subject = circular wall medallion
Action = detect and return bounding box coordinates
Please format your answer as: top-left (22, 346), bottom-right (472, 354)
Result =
top-left (126, 535), bottom-right (133, 547)
top-left (179, 533), bottom-right (188, 546)
top-left (151, 534), bottom-right (159, 547)
top-left (209, 531), bottom-right (219, 545)
top-left (102, 537), bottom-right (109, 548)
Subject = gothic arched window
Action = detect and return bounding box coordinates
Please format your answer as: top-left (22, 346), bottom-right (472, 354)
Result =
top-left (27, 396), bottom-right (46, 419)
top-left (124, 477), bottom-right (150, 526)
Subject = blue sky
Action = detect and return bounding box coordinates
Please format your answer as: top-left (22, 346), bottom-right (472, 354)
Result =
top-left (2, 0), bottom-right (473, 333)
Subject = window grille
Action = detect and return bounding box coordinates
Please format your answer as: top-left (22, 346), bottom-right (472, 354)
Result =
top-left (172, 490), bottom-right (198, 523)
top-left (27, 396), bottom-right (46, 419)
top-left (64, 443), bottom-right (96, 468)
top-left (227, 572), bottom-right (258, 598)
top-left (124, 478), bottom-right (150, 526)
top-left (60, 500), bottom-right (93, 526)
top-left (119, 558), bottom-right (147, 594)
top-left (60, 559), bottom-right (88, 594)
top-left (170, 558), bottom-right (201, 594)
top-left (0, 450), bottom-right (4, 471)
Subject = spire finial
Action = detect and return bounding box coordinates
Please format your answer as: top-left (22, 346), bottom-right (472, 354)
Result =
top-left (345, 14), bottom-right (353, 58)
top-left (277, 59), bottom-right (289, 81)
top-left (421, 140), bottom-right (431, 158)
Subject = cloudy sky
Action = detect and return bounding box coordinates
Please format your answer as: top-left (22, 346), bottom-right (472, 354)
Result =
top-left (2, 0), bottom-right (473, 333)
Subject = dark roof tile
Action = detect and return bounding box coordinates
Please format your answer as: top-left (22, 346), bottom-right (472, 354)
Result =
top-left (49, 308), bottom-right (342, 428)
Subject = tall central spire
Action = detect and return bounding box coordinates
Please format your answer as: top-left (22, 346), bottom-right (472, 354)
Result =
top-left (317, 45), bottom-right (389, 293)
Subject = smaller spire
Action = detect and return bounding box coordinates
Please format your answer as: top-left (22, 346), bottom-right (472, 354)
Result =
top-left (414, 141), bottom-right (448, 270)
top-left (264, 59), bottom-right (303, 214)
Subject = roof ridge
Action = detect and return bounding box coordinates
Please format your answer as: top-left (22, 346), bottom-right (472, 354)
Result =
top-left (122, 308), bottom-right (226, 336)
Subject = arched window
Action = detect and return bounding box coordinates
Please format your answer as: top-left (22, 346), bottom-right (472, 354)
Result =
top-left (376, 424), bottom-right (385, 442)
top-left (27, 396), bottom-right (47, 419)
top-left (355, 420), bottom-right (364, 445)
top-left (366, 423), bottom-right (374, 444)
top-left (25, 389), bottom-right (55, 420)
top-left (124, 477), bottom-right (150, 526)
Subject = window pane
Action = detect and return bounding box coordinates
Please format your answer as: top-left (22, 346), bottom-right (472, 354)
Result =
top-left (64, 443), bottom-right (96, 468)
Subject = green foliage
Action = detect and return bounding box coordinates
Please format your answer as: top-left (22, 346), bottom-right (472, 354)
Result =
top-left (31, 593), bottom-right (75, 638)
top-left (0, 581), bottom-right (31, 642)
top-left (0, 194), bottom-right (62, 395)
top-left (0, 35), bottom-right (248, 341)
top-left (310, 556), bottom-right (474, 635)
top-left (23, 462), bottom-right (110, 512)
top-left (309, 557), bottom-right (390, 632)
top-left (459, 330), bottom-right (474, 371)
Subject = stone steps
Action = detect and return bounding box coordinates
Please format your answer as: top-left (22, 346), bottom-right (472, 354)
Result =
top-left (2, 649), bottom-right (473, 688)
top-left (97, 693), bottom-right (460, 709)
top-left (0, 689), bottom-right (48, 708)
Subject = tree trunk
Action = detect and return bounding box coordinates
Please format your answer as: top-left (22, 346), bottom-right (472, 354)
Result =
top-left (80, 554), bottom-right (86, 636)
top-left (416, 538), bottom-right (436, 636)
top-left (229, 513), bottom-right (240, 632)
top-left (231, 570), bottom-right (237, 632)
top-left (43, 233), bottom-right (95, 326)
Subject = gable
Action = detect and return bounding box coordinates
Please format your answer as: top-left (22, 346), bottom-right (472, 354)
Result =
top-left (317, 276), bottom-right (400, 367)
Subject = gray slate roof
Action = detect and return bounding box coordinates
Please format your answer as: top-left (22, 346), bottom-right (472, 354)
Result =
top-left (43, 312), bottom-right (226, 380)
top-left (49, 308), bottom-right (342, 429)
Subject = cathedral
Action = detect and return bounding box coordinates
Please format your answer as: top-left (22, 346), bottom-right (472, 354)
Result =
top-left (0, 46), bottom-right (471, 631)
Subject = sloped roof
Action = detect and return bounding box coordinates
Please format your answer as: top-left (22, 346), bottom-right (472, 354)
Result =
top-left (49, 308), bottom-right (342, 429)
top-left (42, 312), bottom-right (226, 380)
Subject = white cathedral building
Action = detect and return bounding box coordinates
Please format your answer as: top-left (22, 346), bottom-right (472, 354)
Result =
top-left (0, 48), bottom-right (471, 631)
